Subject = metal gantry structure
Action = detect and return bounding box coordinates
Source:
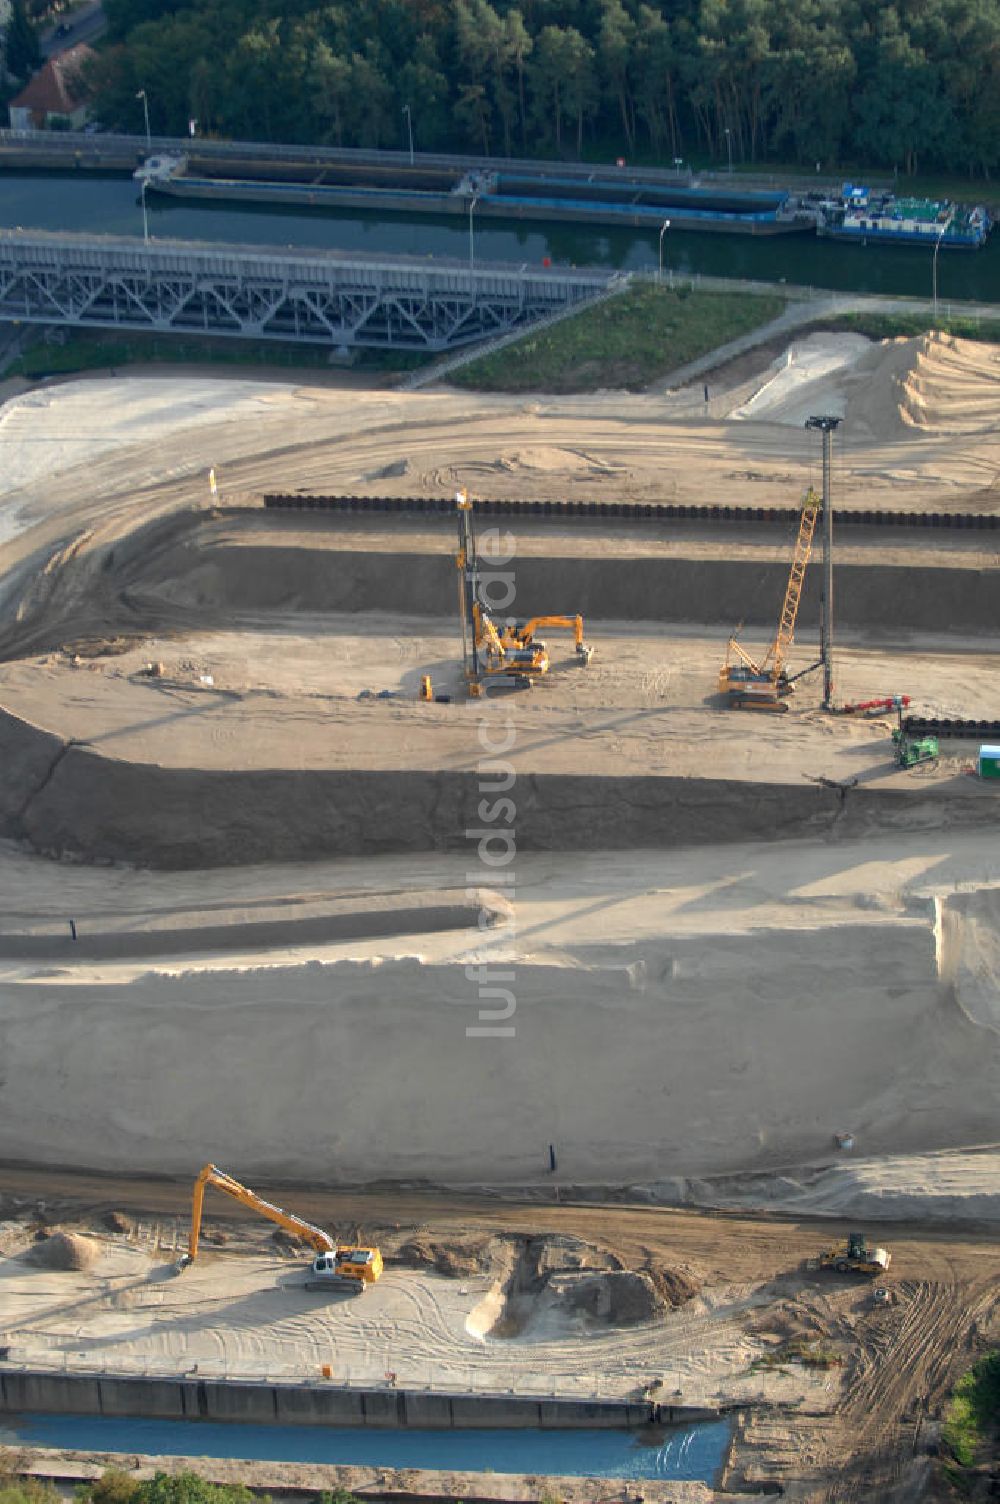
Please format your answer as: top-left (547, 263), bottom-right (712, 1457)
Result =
top-left (0, 230), bottom-right (611, 352)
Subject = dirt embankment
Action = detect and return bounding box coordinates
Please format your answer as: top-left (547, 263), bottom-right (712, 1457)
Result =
top-left (5, 506), bottom-right (1000, 659)
top-left (2, 700), bottom-right (995, 867)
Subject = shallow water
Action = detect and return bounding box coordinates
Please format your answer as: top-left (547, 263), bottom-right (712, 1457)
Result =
top-left (2, 1411), bottom-right (731, 1482)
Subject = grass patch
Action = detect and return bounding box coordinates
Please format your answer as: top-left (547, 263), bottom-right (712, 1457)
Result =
top-left (0, 1480), bottom-right (60, 1504)
top-left (5, 328), bottom-right (431, 381)
top-left (942, 1350), bottom-right (1000, 1469)
top-left (751, 1338), bottom-right (844, 1372)
top-left (823, 311), bottom-right (1000, 345)
top-left (0, 1467), bottom-right (372, 1504)
top-left (451, 283), bottom-right (785, 394)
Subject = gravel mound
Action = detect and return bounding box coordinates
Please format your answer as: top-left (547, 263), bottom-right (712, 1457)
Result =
top-left (396, 1235), bottom-right (495, 1278)
top-left (25, 1230), bottom-right (98, 1270)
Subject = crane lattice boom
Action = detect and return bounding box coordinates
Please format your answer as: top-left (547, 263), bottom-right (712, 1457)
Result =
top-left (764, 489), bottom-right (820, 675)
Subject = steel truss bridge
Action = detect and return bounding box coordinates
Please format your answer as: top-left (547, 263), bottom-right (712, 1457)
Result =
top-left (0, 231), bottom-right (612, 351)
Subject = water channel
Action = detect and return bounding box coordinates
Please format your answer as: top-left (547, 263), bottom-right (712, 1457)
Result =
top-left (0, 169), bottom-right (998, 304)
top-left (1, 1412), bottom-right (731, 1483)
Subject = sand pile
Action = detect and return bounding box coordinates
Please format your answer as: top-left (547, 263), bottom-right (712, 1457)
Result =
top-left (730, 333), bottom-right (872, 426)
top-left (543, 1268), bottom-right (666, 1325)
top-left (396, 1235), bottom-right (496, 1278)
top-left (478, 1234), bottom-right (700, 1339)
top-left (495, 447), bottom-right (627, 476)
top-left (840, 335), bottom-right (928, 440)
top-left (894, 332), bottom-right (1000, 434)
top-left (24, 1230), bottom-right (98, 1270)
top-left (732, 330), bottom-right (1000, 444)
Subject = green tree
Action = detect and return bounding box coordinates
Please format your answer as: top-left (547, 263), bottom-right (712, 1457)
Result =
top-left (5, 0), bottom-right (41, 82)
top-left (398, 35), bottom-right (452, 151)
top-left (504, 8), bottom-right (533, 151)
top-left (596, 0), bottom-right (635, 152)
top-left (561, 24), bottom-right (596, 155)
top-left (343, 49), bottom-right (394, 147)
top-left (132, 1473), bottom-right (260, 1504)
top-left (454, 80), bottom-right (492, 151)
top-left (632, 4), bottom-right (680, 157)
top-left (308, 41), bottom-right (352, 145)
top-left (852, 9), bottom-right (952, 174)
top-left (528, 23), bottom-right (593, 155)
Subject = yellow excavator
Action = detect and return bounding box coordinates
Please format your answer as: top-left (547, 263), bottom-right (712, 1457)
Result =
top-left (503, 615), bottom-right (594, 666)
top-left (179, 1163), bottom-right (383, 1292)
top-left (456, 491), bottom-right (591, 695)
top-left (719, 489), bottom-right (820, 712)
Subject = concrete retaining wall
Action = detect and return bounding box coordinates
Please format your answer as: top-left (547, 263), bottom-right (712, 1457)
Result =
top-left (0, 1368), bottom-right (694, 1430)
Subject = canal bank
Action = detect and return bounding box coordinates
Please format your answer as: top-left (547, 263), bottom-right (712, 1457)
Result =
top-left (7, 1446), bottom-right (727, 1503)
top-left (0, 1370), bottom-right (720, 1432)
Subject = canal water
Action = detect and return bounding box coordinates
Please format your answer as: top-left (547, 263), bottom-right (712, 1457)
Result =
top-left (1, 1412), bottom-right (731, 1483)
top-left (0, 169), bottom-right (998, 304)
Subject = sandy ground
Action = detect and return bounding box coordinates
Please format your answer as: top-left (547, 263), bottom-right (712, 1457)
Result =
top-left (3, 622), bottom-right (998, 781)
top-left (2, 328), bottom-right (1000, 1501)
top-left (2, 1169), bottom-right (999, 1504)
top-left (1, 830), bottom-right (999, 1185)
top-left (0, 1229), bottom-right (806, 1406)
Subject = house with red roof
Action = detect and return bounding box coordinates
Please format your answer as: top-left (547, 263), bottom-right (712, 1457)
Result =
top-left (8, 42), bottom-right (96, 130)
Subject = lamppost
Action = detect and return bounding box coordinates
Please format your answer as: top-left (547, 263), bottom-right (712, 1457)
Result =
top-left (932, 216), bottom-right (950, 322)
top-left (468, 194), bottom-right (479, 271)
top-left (805, 415), bottom-right (842, 710)
top-left (724, 127), bottom-right (733, 174)
top-left (658, 217), bottom-right (671, 285)
top-left (402, 104), bottom-right (414, 166)
top-left (136, 89), bottom-right (150, 149)
top-left (140, 177), bottom-right (149, 243)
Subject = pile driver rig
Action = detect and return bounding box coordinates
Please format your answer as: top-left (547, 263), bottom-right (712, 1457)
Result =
top-left (455, 490), bottom-right (592, 696)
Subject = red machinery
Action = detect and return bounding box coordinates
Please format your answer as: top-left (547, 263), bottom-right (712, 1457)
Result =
top-left (838, 695), bottom-right (911, 716)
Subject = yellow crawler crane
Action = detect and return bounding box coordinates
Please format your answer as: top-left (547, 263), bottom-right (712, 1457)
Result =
top-left (719, 489), bottom-right (820, 711)
top-left (180, 1163), bottom-right (383, 1292)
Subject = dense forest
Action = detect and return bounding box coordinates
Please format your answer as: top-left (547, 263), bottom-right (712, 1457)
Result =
top-left (87, 0), bottom-right (1000, 177)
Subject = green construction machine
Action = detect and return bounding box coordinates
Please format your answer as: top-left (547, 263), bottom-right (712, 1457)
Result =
top-left (892, 705), bottom-right (938, 769)
top-left (813, 1230), bottom-right (892, 1277)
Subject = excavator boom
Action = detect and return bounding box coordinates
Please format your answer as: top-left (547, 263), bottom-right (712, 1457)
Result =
top-left (514, 615), bottom-right (584, 647)
top-left (186, 1163), bottom-right (334, 1262)
top-left (510, 614), bottom-right (593, 664)
top-left (181, 1163), bottom-right (383, 1290)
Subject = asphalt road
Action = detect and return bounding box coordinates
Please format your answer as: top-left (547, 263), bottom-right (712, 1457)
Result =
top-left (40, 2), bottom-right (106, 60)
